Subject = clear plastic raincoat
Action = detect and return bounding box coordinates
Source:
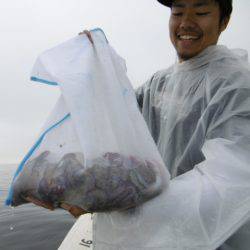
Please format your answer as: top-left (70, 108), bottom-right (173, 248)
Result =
top-left (93, 45), bottom-right (250, 250)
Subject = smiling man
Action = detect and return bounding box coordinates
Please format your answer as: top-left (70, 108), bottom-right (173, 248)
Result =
top-left (94, 0), bottom-right (250, 249)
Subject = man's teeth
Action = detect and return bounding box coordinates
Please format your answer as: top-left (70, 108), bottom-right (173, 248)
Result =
top-left (179, 35), bottom-right (199, 40)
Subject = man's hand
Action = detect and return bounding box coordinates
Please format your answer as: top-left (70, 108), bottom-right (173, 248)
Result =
top-left (25, 196), bottom-right (54, 210)
top-left (78, 30), bottom-right (94, 44)
top-left (60, 203), bottom-right (87, 218)
top-left (25, 196), bottom-right (88, 218)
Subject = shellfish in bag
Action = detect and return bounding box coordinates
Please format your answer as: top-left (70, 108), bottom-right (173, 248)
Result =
top-left (6, 28), bottom-right (170, 212)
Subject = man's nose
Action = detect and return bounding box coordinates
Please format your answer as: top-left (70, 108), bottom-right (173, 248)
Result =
top-left (180, 13), bottom-right (196, 30)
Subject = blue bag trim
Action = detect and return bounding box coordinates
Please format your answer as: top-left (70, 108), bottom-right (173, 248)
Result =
top-left (30, 76), bottom-right (58, 86)
top-left (30, 28), bottom-right (108, 87)
top-left (91, 27), bottom-right (109, 43)
top-left (5, 113), bottom-right (71, 206)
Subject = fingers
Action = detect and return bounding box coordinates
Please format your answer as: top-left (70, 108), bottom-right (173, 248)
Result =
top-left (78, 30), bottom-right (94, 44)
top-left (60, 203), bottom-right (87, 218)
top-left (24, 196), bottom-right (86, 217)
top-left (25, 196), bottom-right (54, 211)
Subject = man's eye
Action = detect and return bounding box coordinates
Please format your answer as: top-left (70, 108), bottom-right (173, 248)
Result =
top-left (172, 12), bottom-right (183, 16)
top-left (196, 12), bottom-right (210, 16)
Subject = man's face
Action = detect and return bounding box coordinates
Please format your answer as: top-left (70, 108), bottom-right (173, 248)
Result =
top-left (169, 0), bottom-right (229, 62)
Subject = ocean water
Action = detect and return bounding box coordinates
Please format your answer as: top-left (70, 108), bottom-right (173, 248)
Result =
top-left (0, 164), bottom-right (75, 250)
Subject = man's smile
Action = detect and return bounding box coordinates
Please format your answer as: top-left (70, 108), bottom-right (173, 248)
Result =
top-left (176, 33), bottom-right (202, 49)
top-left (177, 34), bottom-right (200, 40)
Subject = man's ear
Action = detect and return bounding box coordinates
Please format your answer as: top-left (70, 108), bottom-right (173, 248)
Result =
top-left (220, 17), bottom-right (230, 32)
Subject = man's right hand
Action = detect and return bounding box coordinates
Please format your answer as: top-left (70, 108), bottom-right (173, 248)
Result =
top-left (78, 30), bottom-right (94, 44)
top-left (25, 196), bottom-right (88, 218)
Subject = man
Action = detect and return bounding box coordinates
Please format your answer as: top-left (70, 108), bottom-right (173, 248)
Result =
top-left (28, 0), bottom-right (250, 249)
top-left (93, 0), bottom-right (250, 249)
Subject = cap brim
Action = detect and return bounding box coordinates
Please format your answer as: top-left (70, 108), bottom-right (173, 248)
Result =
top-left (157, 0), bottom-right (172, 7)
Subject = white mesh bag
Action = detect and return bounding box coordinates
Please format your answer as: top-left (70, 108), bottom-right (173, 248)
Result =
top-left (6, 29), bottom-right (169, 213)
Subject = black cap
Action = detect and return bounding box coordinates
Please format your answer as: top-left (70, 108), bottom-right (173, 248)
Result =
top-left (157, 0), bottom-right (172, 7)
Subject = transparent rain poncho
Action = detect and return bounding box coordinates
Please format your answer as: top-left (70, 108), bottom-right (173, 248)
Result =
top-left (5, 29), bottom-right (169, 213)
top-left (93, 45), bottom-right (250, 250)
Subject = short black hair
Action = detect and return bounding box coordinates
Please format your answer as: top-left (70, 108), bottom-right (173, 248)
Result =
top-left (158, 0), bottom-right (233, 22)
top-left (215, 0), bottom-right (233, 23)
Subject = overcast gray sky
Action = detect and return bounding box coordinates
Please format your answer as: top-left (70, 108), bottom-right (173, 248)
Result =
top-left (0, 0), bottom-right (249, 163)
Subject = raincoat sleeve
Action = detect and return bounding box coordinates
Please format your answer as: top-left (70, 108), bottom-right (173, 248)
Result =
top-left (134, 71), bottom-right (250, 249)
top-left (135, 75), bottom-right (155, 113)
top-left (135, 73), bottom-right (165, 144)
top-left (141, 71), bottom-right (250, 249)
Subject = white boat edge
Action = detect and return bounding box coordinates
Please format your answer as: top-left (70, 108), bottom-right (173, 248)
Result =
top-left (58, 213), bottom-right (93, 250)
